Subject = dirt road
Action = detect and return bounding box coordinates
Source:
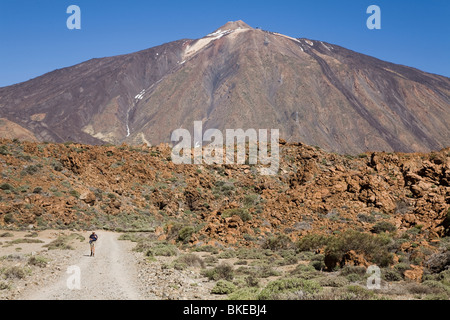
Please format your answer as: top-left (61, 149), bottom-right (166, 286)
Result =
top-left (0, 230), bottom-right (217, 300)
top-left (20, 232), bottom-right (144, 300)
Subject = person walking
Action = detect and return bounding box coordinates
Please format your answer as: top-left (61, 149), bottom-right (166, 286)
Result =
top-left (89, 231), bottom-right (98, 257)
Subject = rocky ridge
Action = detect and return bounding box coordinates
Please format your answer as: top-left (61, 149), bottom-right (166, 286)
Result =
top-left (0, 139), bottom-right (448, 248)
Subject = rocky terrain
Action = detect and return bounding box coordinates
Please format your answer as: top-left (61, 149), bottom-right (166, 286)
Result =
top-left (0, 21), bottom-right (449, 154)
top-left (0, 138), bottom-right (449, 300)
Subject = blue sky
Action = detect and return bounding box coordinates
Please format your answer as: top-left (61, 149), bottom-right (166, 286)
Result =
top-left (0, 0), bottom-right (449, 87)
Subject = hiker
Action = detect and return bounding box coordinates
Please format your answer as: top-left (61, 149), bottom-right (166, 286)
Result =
top-left (89, 231), bottom-right (98, 257)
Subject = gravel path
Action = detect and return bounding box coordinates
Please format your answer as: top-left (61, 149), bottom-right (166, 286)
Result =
top-left (20, 232), bottom-right (143, 300)
top-left (1, 230), bottom-right (218, 300)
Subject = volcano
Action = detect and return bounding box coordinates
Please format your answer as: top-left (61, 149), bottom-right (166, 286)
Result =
top-left (0, 20), bottom-right (449, 154)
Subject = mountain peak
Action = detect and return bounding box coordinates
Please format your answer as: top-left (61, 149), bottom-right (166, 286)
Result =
top-left (217, 20), bottom-right (252, 31)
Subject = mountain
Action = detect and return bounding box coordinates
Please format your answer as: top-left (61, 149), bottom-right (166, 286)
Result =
top-left (0, 20), bottom-right (449, 154)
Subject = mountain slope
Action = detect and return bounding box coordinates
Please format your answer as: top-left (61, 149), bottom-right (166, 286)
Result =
top-left (0, 21), bottom-right (449, 154)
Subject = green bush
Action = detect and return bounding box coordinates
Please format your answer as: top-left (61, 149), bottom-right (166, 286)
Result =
top-left (146, 242), bottom-right (178, 257)
top-left (0, 145), bottom-right (9, 155)
top-left (227, 287), bottom-right (260, 300)
top-left (310, 254), bottom-right (326, 271)
top-left (296, 234), bottom-right (329, 252)
top-left (383, 269), bottom-right (403, 281)
top-left (342, 285), bottom-right (377, 300)
top-left (242, 194), bottom-right (259, 206)
top-left (0, 183), bottom-right (14, 191)
top-left (262, 234), bottom-right (293, 251)
top-left (3, 266), bottom-right (29, 279)
top-left (323, 230), bottom-right (394, 270)
top-left (258, 278), bottom-right (321, 300)
top-left (0, 232), bottom-right (13, 237)
top-left (32, 187), bottom-right (43, 194)
top-left (173, 254), bottom-right (205, 269)
top-left (43, 234), bottom-right (84, 250)
top-left (203, 263), bottom-right (234, 281)
top-left (3, 213), bottom-right (16, 224)
top-left (21, 164), bottom-right (42, 176)
top-left (317, 276), bottom-right (349, 287)
top-left (371, 221), bottom-right (397, 234)
top-left (178, 226), bottom-right (195, 243)
top-left (211, 280), bottom-right (237, 294)
top-left (28, 255), bottom-right (50, 268)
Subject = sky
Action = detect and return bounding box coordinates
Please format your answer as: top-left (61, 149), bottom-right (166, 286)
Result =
top-left (0, 0), bottom-right (449, 87)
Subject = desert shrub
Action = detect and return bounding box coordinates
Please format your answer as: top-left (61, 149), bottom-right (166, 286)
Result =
top-left (323, 230), bottom-right (394, 269)
top-left (51, 161), bottom-right (63, 172)
top-left (394, 263), bottom-right (411, 275)
top-left (178, 226), bottom-right (195, 243)
top-left (3, 266), bottom-right (29, 279)
top-left (279, 249), bottom-right (298, 265)
top-left (43, 233), bottom-right (84, 250)
top-left (3, 214), bottom-right (16, 224)
top-left (0, 145), bottom-right (9, 155)
top-left (227, 287), bottom-right (260, 300)
top-left (118, 232), bottom-right (142, 242)
top-left (339, 265), bottom-right (367, 276)
top-left (236, 248), bottom-right (269, 260)
top-left (296, 234), bottom-right (329, 252)
top-left (203, 255), bottom-right (219, 265)
top-left (217, 250), bottom-right (236, 259)
top-left (357, 213), bottom-right (376, 223)
top-left (0, 281), bottom-right (10, 290)
top-left (0, 183), bottom-right (14, 191)
top-left (242, 194), bottom-right (259, 206)
top-left (258, 278), bottom-right (321, 300)
top-left (203, 263), bottom-right (234, 281)
top-left (0, 232), bottom-right (13, 238)
top-left (146, 242), bottom-right (178, 257)
top-left (406, 282), bottom-right (437, 295)
top-left (421, 280), bottom-right (450, 295)
top-left (289, 264), bottom-right (319, 280)
top-left (317, 276), bottom-right (349, 287)
top-left (255, 264), bottom-right (280, 278)
top-left (211, 280), bottom-right (237, 295)
top-left (173, 253), bottom-right (205, 269)
top-left (69, 190), bottom-right (80, 198)
top-left (32, 187), bottom-right (43, 194)
top-left (44, 237), bottom-right (73, 250)
top-left (222, 208), bottom-right (252, 222)
top-left (164, 221), bottom-right (197, 243)
top-left (345, 273), bottom-right (364, 283)
top-left (28, 255), bottom-right (49, 268)
top-left (383, 269), bottom-right (403, 282)
top-left (309, 254), bottom-right (326, 271)
top-left (245, 275), bottom-right (260, 287)
top-left (8, 238), bottom-right (44, 245)
top-left (262, 234), bottom-right (293, 251)
top-left (340, 265), bottom-right (367, 283)
top-left (371, 221), bottom-right (396, 234)
top-left (191, 245), bottom-right (219, 254)
top-left (341, 285), bottom-right (377, 300)
top-left (21, 164), bottom-right (42, 176)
